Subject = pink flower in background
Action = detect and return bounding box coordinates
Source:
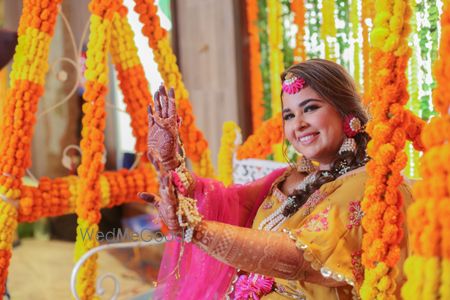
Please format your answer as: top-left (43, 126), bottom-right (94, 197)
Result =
top-left (234, 273), bottom-right (274, 299)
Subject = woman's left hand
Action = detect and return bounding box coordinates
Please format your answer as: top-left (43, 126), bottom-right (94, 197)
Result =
top-left (138, 175), bottom-right (182, 233)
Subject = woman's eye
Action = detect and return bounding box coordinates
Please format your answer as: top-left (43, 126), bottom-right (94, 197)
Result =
top-left (282, 113), bottom-right (294, 120)
top-left (304, 105), bottom-right (319, 113)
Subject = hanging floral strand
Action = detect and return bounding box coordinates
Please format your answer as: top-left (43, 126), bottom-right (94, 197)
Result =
top-left (417, 1), bottom-right (435, 121)
top-left (133, 0), bottom-right (215, 177)
top-left (257, 0), bottom-right (272, 121)
top-left (402, 1), bottom-right (450, 298)
top-left (246, 0), bottom-right (265, 130)
top-left (350, 0), bottom-right (361, 86)
top-left (0, 0), bottom-right (61, 295)
top-left (360, 0), bottom-right (414, 298)
top-left (321, 0), bottom-right (337, 61)
top-left (217, 121), bottom-right (241, 186)
top-left (110, 4), bottom-right (153, 157)
top-left (281, 0), bottom-right (294, 69)
top-left (291, 0), bottom-right (307, 62)
top-left (405, 0), bottom-right (421, 179)
top-left (74, 1), bottom-right (120, 298)
top-left (267, 0), bottom-right (285, 161)
top-left (361, 0), bottom-right (372, 103)
top-left (336, 0), bottom-right (351, 70)
top-left (305, 0), bottom-right (323, 59)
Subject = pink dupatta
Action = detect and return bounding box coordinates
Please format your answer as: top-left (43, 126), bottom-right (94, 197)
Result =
top-left (154, 168), bottom-right (286, 299)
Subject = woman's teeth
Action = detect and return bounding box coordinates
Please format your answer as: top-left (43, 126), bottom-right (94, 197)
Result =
top-left (299, 133), bottom-right (318, 144)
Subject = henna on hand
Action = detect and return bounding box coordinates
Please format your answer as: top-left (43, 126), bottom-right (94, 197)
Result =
top-left (193, 221), bottom-right (346, 287)
top-left (147, 85), bottom-right (181, 172)
top-left (138, 175), bottom-right (182, 233)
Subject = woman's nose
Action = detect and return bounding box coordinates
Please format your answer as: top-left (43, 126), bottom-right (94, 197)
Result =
top-left (295, 115), bottom-right (308, 131)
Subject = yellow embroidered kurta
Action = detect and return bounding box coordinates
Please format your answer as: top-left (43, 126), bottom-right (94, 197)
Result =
top-left (251, 169), bottom-right (413, 299)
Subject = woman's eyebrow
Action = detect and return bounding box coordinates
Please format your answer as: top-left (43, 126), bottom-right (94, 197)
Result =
top-left (299, 98), bottom-right (322, 107)
top-left (282, 98), bottom-right (322, 114)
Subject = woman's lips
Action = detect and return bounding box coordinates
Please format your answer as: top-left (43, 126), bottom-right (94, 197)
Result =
top-left (298, 132), bottom-right (319, 145)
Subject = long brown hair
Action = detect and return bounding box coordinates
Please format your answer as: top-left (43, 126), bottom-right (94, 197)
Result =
top-left (280, 59), bottom-right (370, 216)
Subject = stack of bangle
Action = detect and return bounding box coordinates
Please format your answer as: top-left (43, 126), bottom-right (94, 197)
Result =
top-left (177, 195), bottom-right (203, 243)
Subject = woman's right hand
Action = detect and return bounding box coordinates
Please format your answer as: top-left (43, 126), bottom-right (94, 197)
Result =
top-left (147, 85), bottom-right (180, 173)
top-left (138, 175), bottom-right (182, 233)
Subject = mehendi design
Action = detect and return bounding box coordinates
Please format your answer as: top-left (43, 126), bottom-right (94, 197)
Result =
top-left (193, 221), bottom-right (323, 281)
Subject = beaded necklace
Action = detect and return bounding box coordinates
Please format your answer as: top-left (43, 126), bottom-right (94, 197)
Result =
top-left (258, 172), bottom-right (317, 231)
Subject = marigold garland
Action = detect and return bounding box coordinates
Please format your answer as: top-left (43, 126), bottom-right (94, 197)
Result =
top-left (267, 0), bottom-right (284, 116)
top-left (360, 0), bottom-right (413, 298)
top-left (0, 0), bottom-right (61, 295)
top-left (246, 0), bottom-right (265, 130)
top-left (217, 122), bottom-right (241, 186)
top-left (267, 0), bottom-right (284, 161)
top-left (291, 0), bottom-right (307, 63)
top-left (402, 1), bottom-right (450, 298)
top-left (17, 168), bottom-right (157, 222)
top-left (236, 113), bottom-right (283, 160)
top-left (74, 1), bottom-right (120, 298)
top-left (133, 0), bottom-right (215, 178)
top-left (110, 5), bottom-right (153, 156)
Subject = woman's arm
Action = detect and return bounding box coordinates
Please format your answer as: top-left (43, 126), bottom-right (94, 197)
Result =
top-left (192, 220), bottom-right (346, 287)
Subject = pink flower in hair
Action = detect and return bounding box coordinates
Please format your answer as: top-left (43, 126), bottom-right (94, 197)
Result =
top-left (282, 75), bottom-right (306, 95)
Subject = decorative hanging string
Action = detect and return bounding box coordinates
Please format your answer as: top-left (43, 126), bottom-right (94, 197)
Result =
top-left (267, 0), bottom-right (284, 116)
top-left (402, 1), bottom-right (449, 298)
top-left (361, 0), bottom-right (372, 103)
top-left (246, 0), bottom-right (265, 130)
top-left (360, 0), bottom-right (414, 298)
top-left (281, 0), bottom-right (294, 69)
top-left (321, 0), bottom-right (337, 61)
top-left (405, 0), bottom-right (421, 179)
top-left (305, 0), bottom-right (323, 59)
top-left (0, 0), bottom-right (61, 295)
top-left (350, 0), bottom-right (361, 87)
top-left (257, 0), bottom-right (272, 121)
top-left (417, 1), bottom-right (436, 121)
top-left (336, 0), bottom-right (351, 70)
top-left (291, 0), bottom-right (307, 62)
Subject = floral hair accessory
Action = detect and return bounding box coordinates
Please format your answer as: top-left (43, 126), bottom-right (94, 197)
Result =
top-left (282, 73), bottom-right (306, 95)
top-left (343, 114), bottom-right (362, 137)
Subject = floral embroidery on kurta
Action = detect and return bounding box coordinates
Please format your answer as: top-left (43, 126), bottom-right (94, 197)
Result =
top-left (302, 190), bottom-right (328, 217)
top-left (351, 250), bottom-right (364, 284)
top-left (262, 198), bottom-right (274, 209)
top-left (347, 201), bottom-right (363, 229)
top-left (300, 206), bottom-right (330, 233)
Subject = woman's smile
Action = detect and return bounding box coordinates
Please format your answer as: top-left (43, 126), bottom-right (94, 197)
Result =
top-left (282, 86), bottom-right (345, 169)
